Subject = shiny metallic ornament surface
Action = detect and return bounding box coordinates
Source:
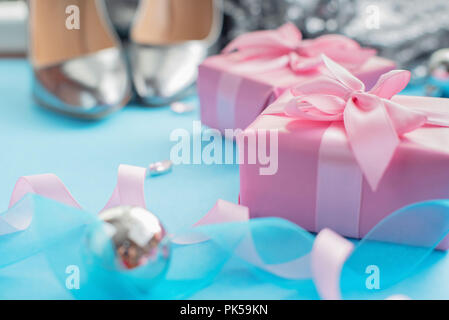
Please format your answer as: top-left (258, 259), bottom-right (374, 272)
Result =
top-left (97, 206), bottom-right (170, 272)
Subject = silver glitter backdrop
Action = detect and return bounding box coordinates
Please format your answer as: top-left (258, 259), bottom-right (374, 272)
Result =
top-left (222, 0), bottom-right (449, 68)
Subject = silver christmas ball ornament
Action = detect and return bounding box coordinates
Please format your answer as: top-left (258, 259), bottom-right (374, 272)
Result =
top-left (86, 205), bottom-right (171, 292)
top-left (96, 206), bottom-right (170, 271)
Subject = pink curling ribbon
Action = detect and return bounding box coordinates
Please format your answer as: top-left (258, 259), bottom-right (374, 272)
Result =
top-left (2, 165), bottom-right (147, 235)
top-left (278, 55), bottom-right (449, 191)
top-left (222, 23), bottom-right (376, 73)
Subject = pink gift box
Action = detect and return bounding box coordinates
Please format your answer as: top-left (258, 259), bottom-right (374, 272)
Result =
top-left (238, 60), bottom-right (449, 250)
top-left (199, 24), bottom-right (395, 132)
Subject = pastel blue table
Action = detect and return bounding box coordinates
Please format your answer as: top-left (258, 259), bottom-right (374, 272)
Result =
top-left (0, 58), bottom-right (448, 299)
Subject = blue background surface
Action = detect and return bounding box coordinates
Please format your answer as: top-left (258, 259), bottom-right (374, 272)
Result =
top-left (0, 58), bottom-right (448, 299)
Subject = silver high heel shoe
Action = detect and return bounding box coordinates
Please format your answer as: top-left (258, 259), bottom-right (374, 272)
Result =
top-left (29, 0), bottom-right (132, 119)
top-left (129, 0), bottom-right (223, 106)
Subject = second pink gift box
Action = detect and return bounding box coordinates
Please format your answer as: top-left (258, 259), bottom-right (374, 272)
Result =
top-left (199, 23), bottom-right (395, 132)
top-left (238, 56), bottom-right (449, 249)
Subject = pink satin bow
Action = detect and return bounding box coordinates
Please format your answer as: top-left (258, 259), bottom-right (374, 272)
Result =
top-left (279, 55), bottom-right (449, 190)
top-left (222, 23), bottom-right (376, 73)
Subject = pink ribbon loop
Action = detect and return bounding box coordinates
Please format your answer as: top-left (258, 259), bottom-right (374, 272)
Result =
top-left (222, 23), bottom-right (376, 73)
top-left (2, 165), bottom-right (148, 236)
top-left (6, 165), bottom-right (147, 230)
top-left (275, 55), bottom-right (449, 190)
